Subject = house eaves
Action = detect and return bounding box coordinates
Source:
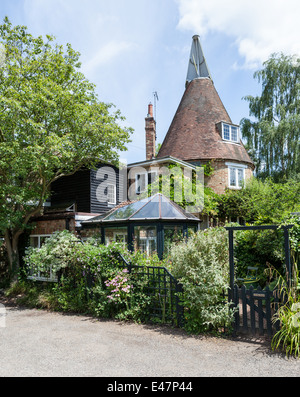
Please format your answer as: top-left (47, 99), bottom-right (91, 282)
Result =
top-left (128, 156), bottom-right (197, 170)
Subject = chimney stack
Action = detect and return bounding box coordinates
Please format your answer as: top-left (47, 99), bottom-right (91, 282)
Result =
top-left (145, 103), bottom-right (156, 160)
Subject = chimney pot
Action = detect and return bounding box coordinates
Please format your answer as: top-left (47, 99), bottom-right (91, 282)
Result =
top-left (148, 103), bottom-right (153, 118)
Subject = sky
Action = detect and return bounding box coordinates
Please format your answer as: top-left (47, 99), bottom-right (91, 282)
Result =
top-left (1, 0), bottom-right (300, 164)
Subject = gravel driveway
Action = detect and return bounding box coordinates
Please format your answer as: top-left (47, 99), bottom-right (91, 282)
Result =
top-left (0, 302), bottom-right (299, 378)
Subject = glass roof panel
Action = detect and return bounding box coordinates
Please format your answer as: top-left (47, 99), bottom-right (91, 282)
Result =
top-left (162, 197), bottom-right (199, 220)
top-left (103, 197), bottom-right (151, 221)
top-left (160, 195), bottom-right (186, 219)
top-left (131, 197), bottom-right (160, 219)
top-left (85, 194), bottom-right (200, 224)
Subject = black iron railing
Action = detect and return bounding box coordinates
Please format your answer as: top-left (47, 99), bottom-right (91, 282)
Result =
top-left (117, 254), bottom-right (184, 327)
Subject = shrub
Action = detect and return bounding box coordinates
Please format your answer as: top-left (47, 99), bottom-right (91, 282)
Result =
top-left (271, 262), bottom-right (300, 358)
top-left (168, 227), bottom-right (235, 334)
top-left (287, 215), bottom-right (300, 265)
top-left (234, 228), bottom-right (285, 285)
top-left (22, 233), bottom-right (152, 321)
top-left (218, 177), bottom-right (300, 224)
top-left (24, 230), bottom-right (79, 278)
top-left (267, 215), bottom-right (300, 357)
top-left (0, 239), bottom-right (9, 288)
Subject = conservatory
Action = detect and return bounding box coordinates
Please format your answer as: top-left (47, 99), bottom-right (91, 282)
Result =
top-left (82, 193), bottom-right (201, 258)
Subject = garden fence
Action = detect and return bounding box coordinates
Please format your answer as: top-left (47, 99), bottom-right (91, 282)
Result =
top-left (117, 254), bottom-right (185, 327)
top-left (76, 253), bottom-right (185, 327)
top-left (232, 285), bottom-right (281, 336)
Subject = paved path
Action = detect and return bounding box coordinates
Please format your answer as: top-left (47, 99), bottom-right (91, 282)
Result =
top-left (0, 304), bottom-right (299, 377)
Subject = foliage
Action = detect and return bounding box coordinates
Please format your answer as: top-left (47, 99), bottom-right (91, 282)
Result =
top-left (5, 278), bottom-right (57, 309)
top-left (271, 260), bottom-right (300, 358)
top-left (105, 271), bottom-right (132, 303)
top-left (234, 228), bottom-right (285, 284)
top-left (232, 216), bottom-right (300, 288)
top-left (18, 229), bottom-right (236, 332)
top-left (139, 162), bottom-right (219, 216)
top-left (202, 186), bottom-right (220, 217)
top-left (241, 53), bottom-right (300, 180)
top-left (0, 17), bottom-right (132, 272)
top-left (286, 214), bottom-right (300, 265)
top-left (218, 177), bottom-right (300, 224)
top-left (217, 179), bottom-right (300, 286)
top-left (0, 239), bottom-right (9, 288)
top-left (140, 163), bottom-right (204, 213)
top-left (20, 233), bottom-right (154, 321)
top-left (24, 230), bottom-right (79, 278)
top-left (168, 227), bottom-right (235, 334)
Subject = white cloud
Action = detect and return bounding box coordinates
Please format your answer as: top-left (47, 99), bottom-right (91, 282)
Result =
top-left (176, 0), bottom-right (300, 68)
top-left (82, 40), bottom-right (138, 75)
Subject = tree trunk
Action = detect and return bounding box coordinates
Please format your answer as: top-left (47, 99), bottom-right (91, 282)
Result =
top-left (4, 230), bottom-right (21, 278)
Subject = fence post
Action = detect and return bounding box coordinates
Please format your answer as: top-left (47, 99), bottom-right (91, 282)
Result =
top-left (233, 285), bottom-right (239, 336)
top-left (283, 226), bottom-right (292, 290)
top-left (273, 289), bottom-right (281, 332)
top-left (265, 286), bottom-right (273, 336)
top-left (175, 281), bottom-right (184, 328)
top-left (240, 285), bottom-right (247, 332)
top-left (228, 229), bottom-right (235, 303)
top-left (257, 287), bottom-right (264, 336)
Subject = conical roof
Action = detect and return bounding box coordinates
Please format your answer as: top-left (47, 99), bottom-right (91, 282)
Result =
top-left (83, 193), bottom-right (199, 223)
top-left (157, 36), bottom-right (254, 167)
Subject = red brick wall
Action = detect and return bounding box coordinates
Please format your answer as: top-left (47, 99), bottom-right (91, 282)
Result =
top-left (30, 216), bottom-right (101, 240)
top-left (30, 218), bottom-right (76, 235)
top-left (205, 160), bottom-right (253, 195)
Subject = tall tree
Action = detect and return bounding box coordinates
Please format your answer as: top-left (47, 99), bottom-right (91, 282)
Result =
top-left (241, 53), bottom-right (300, 180)
top-left (0, 17), bottom-right (132, 273)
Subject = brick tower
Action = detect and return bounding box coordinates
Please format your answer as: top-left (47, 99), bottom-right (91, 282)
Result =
top-left (157, 35), bottom-right (254, 194)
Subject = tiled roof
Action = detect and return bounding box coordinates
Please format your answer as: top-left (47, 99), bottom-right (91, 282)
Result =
top-left (157, 78), bottom-right (254, 167)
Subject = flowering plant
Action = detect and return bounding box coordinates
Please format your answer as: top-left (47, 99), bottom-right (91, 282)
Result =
top-left (23, 232), bottom-right (156, 322)
top-left (104, 269), bottom-right (132, 304)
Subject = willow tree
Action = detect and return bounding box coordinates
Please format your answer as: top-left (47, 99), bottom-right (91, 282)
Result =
top-left (0, 18), bottom-right (132, 274)
top-left (241, 53), bottom-right (300, 180)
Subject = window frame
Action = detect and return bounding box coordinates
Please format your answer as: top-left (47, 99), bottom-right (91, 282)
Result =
top-left (107, 183), bottom-right (117, 205)
top-left (226, 162), bottom-right (247, 189)
top-left (113, 231), bottom-right (128, 245)
top-left (221, 123), bottom-right (240, 143)
top-left (27, 234), bottom-right (58, 282)
top-left (135, 172), bottom-right (147, 194)
top-left (135, 169), bottom-right (158, 195)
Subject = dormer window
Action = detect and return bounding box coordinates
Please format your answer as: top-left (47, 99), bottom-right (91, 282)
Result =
top-left (221, 122), bottom-right (240, 143)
